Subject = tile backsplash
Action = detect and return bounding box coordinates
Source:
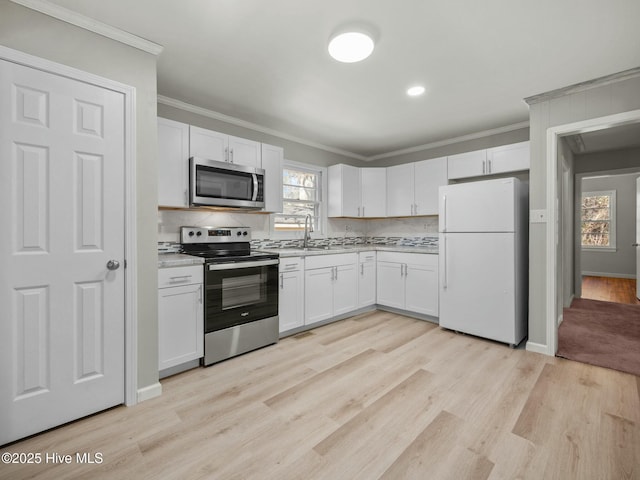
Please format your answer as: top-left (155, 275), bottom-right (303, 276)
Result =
top-left (158, 210), bottom-right (439, 244)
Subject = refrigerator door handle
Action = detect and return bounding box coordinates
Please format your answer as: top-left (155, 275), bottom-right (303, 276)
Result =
top-left (442, 195), bottom-right (447, 232)
top-left (442, 237), bottom-right (447, 290)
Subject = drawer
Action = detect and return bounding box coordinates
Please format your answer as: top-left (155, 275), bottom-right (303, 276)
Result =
top-left (305, 252), bottom-right (358, 270)
top-left (358, 251), bottom-right (376, 263)
top-left (158, 265), bottom-right (203, 288)
top-left (279, 256), bottom-right (303, 272)
top-left (376, 251), bottom-right (437, 267)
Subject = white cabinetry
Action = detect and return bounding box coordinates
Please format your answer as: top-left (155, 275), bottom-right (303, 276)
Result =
top-left (386, 157), bottom-right (447, 217)
top-left (448, 141), bottom-right (529, 180)
top-left (158, 265), bottom-right (204, 373)
top-left (189, 125), bottom-right (260, 167)
top-left (261, 143), bottom-right (284, 213)
top-left (328, 165), bottom-right (386, 217)
top-left (305, 253), bottom-right (358, 325)
top-left (279, 257), bottom-right (304, 333)
top-left (358, 251), bottom-right (376, 308)
top-left (158, 117), bottom-right (189, 207)
top-left (376, 252), bottom-right (438, 317)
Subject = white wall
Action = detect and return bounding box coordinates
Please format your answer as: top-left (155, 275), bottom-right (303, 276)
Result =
top-left (526, 70), bottom-right (640, 348)
top-left (580, 172), bottom-right (639, 278)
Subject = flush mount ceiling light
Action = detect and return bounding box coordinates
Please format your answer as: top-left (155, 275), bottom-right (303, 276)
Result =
top-left (407, 85), bottom-right (426, 97)
top-left (328, 31), bottom-right (375, 63)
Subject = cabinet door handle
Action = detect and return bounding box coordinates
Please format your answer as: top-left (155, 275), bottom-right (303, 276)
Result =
top-left (404, 264), bottom-right (408, 277)
top-left (224, 146), bottom-right (229, 162)
top-left (414, 204), bottom-right (418, 215)
top-left (230, 148), bottom-right (234, 163)
top-left (334, 266), bottom-right (338, 280)
top-left (362, 206), bottom-right (365, 217)
top-left (488, 159), bottom-right (492, 173)
top-left (198, 284), bottom-right (203, 304)
top-left (360, 263), bottom-right (364, 275)
top-left (482, 160), bottom-right (486, 175)
top-left (280, 273), bottom-right (284, 289)
top-left (357, 206), bottom-right (361, 217)
top-left (184, 189), bottom-right (188, 204)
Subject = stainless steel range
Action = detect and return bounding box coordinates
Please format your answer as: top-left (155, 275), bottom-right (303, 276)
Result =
top-left (181, 226), bottom-right (279, 366)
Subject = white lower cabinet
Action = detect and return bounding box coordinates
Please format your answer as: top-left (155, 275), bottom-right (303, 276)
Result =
top-left (376, 252), bottom-right (438, 317)
top-left (158, 265), bottom-right (204, 372)
top-left (358, 251), bottom-right (376, 308)
top-left (279, 257), bottom-right (304, 333)
top-left (305, 253), bottom-right (358, 325)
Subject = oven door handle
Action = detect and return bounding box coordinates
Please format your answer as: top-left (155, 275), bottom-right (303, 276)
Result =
top-left (208, 259), bottom-right (279, 271)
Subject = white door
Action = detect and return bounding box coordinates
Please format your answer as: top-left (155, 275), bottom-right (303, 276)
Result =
top-left (637, 177), bottom-right (640, 299)
top-left (376, 262), bottom-right (405, 308)
top-left (279, 270), bottom-right (304, 332)
top-left (360, 168), bottom-right (386, 217)
top-left (0, 60), bottom-right (126, 445)
top-left (333, 264), bottom-right (358, 316)
top-left (189, 125), bottom-right (227, 162)
top-left (439, 178), bottom-right (516, 233)
top-left (386, 163), bottom-right (414, 217)
top-left (439, 233), bottom-right (516, 344)
top-left (304, 268), bottom-right (333, 325)
top-left (228, 135), bottom-right (260, 167)
top-left (414, 157), bottom-right (447, 216)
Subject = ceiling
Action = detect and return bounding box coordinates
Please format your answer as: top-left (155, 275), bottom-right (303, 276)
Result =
top-left (44, 0), bottom-right (640, 160)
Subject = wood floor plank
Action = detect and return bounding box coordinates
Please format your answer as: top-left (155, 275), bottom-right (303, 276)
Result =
top-left (1, 312), bottom-right (638, 480)
top-left (380, 410), bottom-right (494, 480)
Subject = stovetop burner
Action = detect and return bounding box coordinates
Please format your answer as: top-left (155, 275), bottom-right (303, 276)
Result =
top-left (180, 226), bottom-right (278, 263)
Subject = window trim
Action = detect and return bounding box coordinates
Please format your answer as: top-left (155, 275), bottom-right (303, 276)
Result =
top-left (581, 189), bottom-right (616, 252)
top-left (270, 160), bottom-right (327, 239)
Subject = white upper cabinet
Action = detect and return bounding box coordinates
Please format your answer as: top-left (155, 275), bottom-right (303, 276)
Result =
top-left (386, 163), bottom-right (414, 217)
top-left (447, 150), bottom-right (487, 180)
top-left (413, 157), bottom-right (447, 216)
top-left (158, 117), bottom-right (190, 207)
top-left (261, 143), bottom-right (284, 213)
top-left (189, 125), bottom-right (227, 162)
top-left (448, 141), bottom-right (529, 180)
top-left (486, 141), bottom-right (530, 174)
top-left (387, 157), bottom-right (447, 217)
top-left (360, 168), bottom-right (387, 217)
top-left (189, 125), bottom-right (261, 168)
top-left (328, 165), bottom-right (386, 217)
top-left (228, 135), bottom-right (261, 168)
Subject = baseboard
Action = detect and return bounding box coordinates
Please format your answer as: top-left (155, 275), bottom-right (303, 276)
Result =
top-left (376, 305), bottom-right (439, 324)
top-left (526, 341), bottom-right (552, 356)
top-left (581, 271), bottom-right (637, 279)
top-left (137, 382), bottom-right (162, 403)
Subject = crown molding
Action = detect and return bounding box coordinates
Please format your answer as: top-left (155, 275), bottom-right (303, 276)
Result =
top-left (10, 0), bottom-right (163, 55)
top-left (524, 67), bottom-right (640, 105)
top-left (157, 95), bottom-right (368, 161)
top-left (367, 121), bottom-right (530, 161)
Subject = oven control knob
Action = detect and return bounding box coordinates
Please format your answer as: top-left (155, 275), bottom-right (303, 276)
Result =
top-left (243, 231), bottom-right (248, 236)
top-left (188, 231), bottom-right (194, 237)
top-left (196, 231), bottom-right (202, 236)
top-left (237, 231), bottom-right (242, 236)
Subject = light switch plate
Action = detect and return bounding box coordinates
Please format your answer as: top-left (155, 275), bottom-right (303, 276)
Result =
top-left (530, 209), bottom-right (547, 223)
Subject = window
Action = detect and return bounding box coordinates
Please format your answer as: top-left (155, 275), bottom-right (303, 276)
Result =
top-left (581, 190), bottom-right (616, 250)
top-left (273, 162), bottom-right (324, 234)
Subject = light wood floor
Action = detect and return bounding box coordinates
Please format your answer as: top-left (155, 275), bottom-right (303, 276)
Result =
top-left (1, 311), bottom-right (639, 479)
top-left (581, 275), bottom-right (640, 305)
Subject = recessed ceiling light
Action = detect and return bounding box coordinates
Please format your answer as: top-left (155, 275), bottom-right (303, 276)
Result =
top-left (407, 86), bottom-right (426, 97)
top-left (328, 31), bottom-right (375, 63)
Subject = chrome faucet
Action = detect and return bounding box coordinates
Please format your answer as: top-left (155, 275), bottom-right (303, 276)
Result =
top-left (303, 214), bottom-right (313, 248)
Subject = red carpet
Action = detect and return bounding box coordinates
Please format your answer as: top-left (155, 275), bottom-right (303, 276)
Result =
top-left (557, 298), bottom-right (640, 377)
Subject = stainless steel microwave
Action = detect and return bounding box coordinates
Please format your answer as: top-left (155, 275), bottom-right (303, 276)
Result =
top-left (189, 157), bottom-right (265, 209)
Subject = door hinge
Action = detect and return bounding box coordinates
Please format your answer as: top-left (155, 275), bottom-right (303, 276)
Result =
top-left (124, 259), bottom-right (127, 269)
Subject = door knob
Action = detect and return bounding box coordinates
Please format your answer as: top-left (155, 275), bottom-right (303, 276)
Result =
top-left (107, 260), bottom-right (120, 270)
top-left (633, 243), bottom-right (639, 247)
